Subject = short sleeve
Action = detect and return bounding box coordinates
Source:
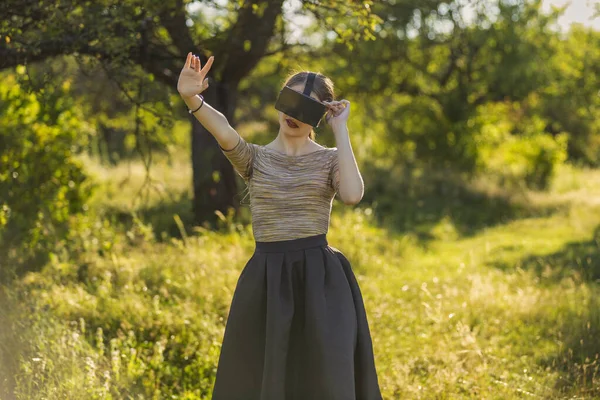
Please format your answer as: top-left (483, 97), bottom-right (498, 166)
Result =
top-left (219, 134), bottom-right (256, 181)
top-left (328, 148), bottom-right (340, 193)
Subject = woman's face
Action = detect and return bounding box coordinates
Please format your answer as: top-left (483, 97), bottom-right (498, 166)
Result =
top-left (278, 83), bottom-right (320, 138)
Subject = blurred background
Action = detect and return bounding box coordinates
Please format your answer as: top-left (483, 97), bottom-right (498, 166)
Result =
top-left (1, 0), bottom-right (599, 398)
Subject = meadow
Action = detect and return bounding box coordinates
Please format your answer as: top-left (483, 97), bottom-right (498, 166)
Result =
top-left (2, 148), bottom-right (599, 399)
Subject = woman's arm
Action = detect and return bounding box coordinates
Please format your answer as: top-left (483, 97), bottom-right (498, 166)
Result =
top-left (332, 126), bottom-right (364, 205)
top-left (181, 93), bottom-right (240, 151)
top-left (178, 53), bottom-right (239, 150)
top-left (326, 99), bottom-right (364, 205)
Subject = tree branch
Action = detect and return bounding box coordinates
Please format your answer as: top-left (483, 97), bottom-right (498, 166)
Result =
top-left (158, 0), bottom-right (200, 57)
top-left (220, 0), bottom-right (285, 85)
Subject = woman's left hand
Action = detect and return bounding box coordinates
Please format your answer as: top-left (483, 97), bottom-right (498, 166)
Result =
top-left (324, 100), bottom-right (350, 129)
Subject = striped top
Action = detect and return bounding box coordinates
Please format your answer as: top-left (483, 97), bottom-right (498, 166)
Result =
top-left (219, 134), bottom-right (340, 242)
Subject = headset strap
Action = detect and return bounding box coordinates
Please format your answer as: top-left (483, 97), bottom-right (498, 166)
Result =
top-left (303, 72), bottom-right (316, 96)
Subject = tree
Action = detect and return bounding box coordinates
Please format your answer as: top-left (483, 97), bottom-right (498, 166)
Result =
top-left (0, 0), bottom-right (378, 225)
top-left (319, 0), bottom-right (568, 169)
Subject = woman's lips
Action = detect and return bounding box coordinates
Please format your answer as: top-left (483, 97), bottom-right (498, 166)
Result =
top-left (286, 118), bottom-right (299, 128)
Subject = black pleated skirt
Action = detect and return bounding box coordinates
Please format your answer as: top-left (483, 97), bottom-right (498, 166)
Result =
top-left (211, 233), bottom-right (383, 400)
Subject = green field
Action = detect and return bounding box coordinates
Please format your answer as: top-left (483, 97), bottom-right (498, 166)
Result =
top-left (2, 156), bottom-right (599, 399)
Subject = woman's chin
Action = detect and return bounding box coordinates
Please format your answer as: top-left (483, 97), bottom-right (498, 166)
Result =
top-left (281, 124), bottom-right (308, 136)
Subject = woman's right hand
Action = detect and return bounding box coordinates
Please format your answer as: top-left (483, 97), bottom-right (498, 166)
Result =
top-left (177, 52), bottom-right (214, 99)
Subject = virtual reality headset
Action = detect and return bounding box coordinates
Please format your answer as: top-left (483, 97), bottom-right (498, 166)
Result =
top-left (274, 72), bottom-right (328, 127)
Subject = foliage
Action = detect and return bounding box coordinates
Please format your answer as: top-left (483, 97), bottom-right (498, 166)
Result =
top-left (3, 0), bottom-right (598, 226)
top-left (0, 72), bottom-right (93, 280)
top-left (306, 0), bottom-right (599, 171)
top-left (541, 25), bottom-right (600, 165)
top-left (1, 215), bottom-right (252, 399)
top-left (469, 99), bottom-right (569, 189)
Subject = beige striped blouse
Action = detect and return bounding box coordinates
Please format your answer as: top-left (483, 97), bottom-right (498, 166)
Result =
top-left (219, 134), bottom-right (341, 242)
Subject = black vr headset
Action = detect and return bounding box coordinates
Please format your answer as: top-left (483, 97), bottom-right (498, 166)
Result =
top-left (274, 72), bottom-right (328, 127)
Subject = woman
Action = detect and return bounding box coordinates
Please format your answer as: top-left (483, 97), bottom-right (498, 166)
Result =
top-left (178, 52), bottom-right (383, 400)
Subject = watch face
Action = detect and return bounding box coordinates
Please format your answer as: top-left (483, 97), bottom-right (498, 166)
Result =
top-left (274, 86), bottom-right (327, 127)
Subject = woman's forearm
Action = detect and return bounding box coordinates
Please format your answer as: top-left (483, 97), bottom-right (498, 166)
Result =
top-left (182, 94), bottom-right (239, 150)
top-left (333, 125), bottom-right (364, 205)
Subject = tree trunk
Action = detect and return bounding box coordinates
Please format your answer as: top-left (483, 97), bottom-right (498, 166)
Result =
top-left (190, 79), bottom-right (241, 226)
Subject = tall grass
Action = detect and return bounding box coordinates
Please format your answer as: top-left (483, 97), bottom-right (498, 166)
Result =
top-left (1, 153), bottom-right (600, 399)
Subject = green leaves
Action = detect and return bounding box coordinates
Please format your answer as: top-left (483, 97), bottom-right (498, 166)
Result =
top-left (0, 72), bottom-right (92, 280)
top-left (301, 0), bottom-right (382, 48)
top-left (468, 99), bottom-right (569, 189)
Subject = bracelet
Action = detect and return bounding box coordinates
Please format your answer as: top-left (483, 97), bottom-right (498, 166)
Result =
top-left (188, 94), bottom-right (204, 114)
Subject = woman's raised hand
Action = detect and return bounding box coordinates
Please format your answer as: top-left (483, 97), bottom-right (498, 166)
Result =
top-left (324, 100), bottom-right (350, 128)
top-left (177, 52), bottom-right (214, 98)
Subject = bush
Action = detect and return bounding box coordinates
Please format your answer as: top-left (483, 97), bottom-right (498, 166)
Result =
top-left (0, 71), bottom-right (94, 281)
top-left (470, 100), bottom-right (568, 190)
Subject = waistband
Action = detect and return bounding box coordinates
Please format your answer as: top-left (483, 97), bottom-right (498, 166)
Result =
top-left (255, 233), bottom-right (328, 253)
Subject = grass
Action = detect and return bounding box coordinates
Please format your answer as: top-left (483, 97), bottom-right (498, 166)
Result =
top-left (1, 155), bottom-right (600, 399)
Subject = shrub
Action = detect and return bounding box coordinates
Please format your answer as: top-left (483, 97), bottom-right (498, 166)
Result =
top-left (470, 100), bottom-right (568, 190)
top-left (0, 71), bottom-right (94, 281)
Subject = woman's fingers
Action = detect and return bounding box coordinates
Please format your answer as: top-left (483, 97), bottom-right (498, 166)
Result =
top-left (183, 53), bottom-right (214, 88)
top-left (184, 52), bottom-right (192, 69)
top-left (334, 100), bottom-right (348, 113)
top-left (324, 100), bottom-right (348, 109)
top-left (324, 101), bottom-right (341, 111)
top-left (201, 78), bottom-right (210, 90)
top-left (324, 100), bottom-right (349, 118)
top-left (330, 104), bottom-right (343, 114)
top-left (200, 56), bottom-right (214, 76)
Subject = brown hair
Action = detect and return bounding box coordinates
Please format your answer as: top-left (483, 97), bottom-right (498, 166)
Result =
top-left (282, 71), bottom-right (335, 141)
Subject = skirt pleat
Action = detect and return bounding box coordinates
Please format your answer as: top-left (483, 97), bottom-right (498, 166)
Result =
top-left (211, 234), bottom-right (382, 400)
